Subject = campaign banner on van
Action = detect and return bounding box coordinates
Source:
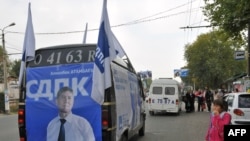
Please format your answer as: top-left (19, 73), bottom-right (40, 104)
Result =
top-left (111, 64), bottom-right (142, 140)
top-left (25, 63), bottom-right (101, 141)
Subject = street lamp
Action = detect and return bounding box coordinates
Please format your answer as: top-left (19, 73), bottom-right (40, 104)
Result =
top-left (1, 22), bottom-right (15, 114)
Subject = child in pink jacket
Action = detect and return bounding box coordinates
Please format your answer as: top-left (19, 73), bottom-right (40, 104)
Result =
top-left (205, 99), bottom-right (231, 141)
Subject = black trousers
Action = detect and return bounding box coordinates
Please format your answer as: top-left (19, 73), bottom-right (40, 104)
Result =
top-left (190, 101), bottom-right (195, 111)
top-left (206, 101), bottom-right (211, 112)
top-left (197, 102), bottom-right (203, 111)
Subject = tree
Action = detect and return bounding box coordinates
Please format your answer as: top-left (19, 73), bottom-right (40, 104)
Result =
top-left (203, 0), bottom-right (250, 38)
top-left (0, 46), bottom-right (3, 83)
top-left (203, 0), bottom-right (250, 76)
top-left (10, 59), bottom-right (21, 78)
top-left (0, 45), bottom-right (19, 82)
top-left (184, 30), bottom-right (246, 89)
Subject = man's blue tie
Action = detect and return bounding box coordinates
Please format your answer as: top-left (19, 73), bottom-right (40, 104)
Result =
top-left (58, 119), bottom-right (66, 141)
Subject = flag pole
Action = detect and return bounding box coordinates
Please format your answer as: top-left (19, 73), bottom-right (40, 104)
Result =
top-left (83, 23), bottom-right (88, 44)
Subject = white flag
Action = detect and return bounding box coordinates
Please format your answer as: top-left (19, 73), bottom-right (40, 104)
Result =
top-left (83, 23), bottom-right (88, 44)
top-left (18, 2), bottom-right (35, 86)
top-left (111, 31), bottom-right (126, 58)
top-left (91, 0), bottom-right (117, 104)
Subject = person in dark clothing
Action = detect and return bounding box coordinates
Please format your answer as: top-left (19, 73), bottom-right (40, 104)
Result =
top-left (196, 89), bottom-right (204, 112)
top-left (190, 90), bottom-right (195, 112)
top-left (185, 90), bottom-right (191, 112)
top-left (205, 87), bottom-right (213, 112)
top-left (185, 90), bottom-right (195, 112)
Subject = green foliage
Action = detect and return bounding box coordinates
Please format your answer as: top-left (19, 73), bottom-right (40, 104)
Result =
top-left (10, 59), bottom-right (21, 78)
top-left (203, 0), bottom-right (250, 38)
top-left (184, 30), bottom-right (246, 89)
top-left (0, 45), bottom-right (21, 80)
top-left (10, 102), bottom-right (19, 113)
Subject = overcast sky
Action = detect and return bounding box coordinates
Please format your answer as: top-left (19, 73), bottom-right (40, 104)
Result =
top-left (0, 0), bottom-right (212, 80)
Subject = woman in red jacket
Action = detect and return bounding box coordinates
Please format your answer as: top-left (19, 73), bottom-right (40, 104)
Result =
top-left (205, 99), bottom-right (231, 141)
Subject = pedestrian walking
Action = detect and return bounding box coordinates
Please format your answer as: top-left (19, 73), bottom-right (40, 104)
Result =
top-left (205, 87), bottom-right (213, 112)
top-left (185, 90), bottom-right (195, 112)
top-left (196, 89), bottom-right (204, 112)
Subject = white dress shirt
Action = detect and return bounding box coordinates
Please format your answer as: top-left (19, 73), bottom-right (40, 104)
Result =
top-left (47, 113), bottom-right (95, 141)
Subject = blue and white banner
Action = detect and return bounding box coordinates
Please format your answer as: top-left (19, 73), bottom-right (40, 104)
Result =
top-left (180, 69), bottom-right (189, 77)
top-left (111, 31), bottom-right (126, 58)
top-left (174, 69), bottom-right (189, 77)
top-left (111, 63), bottom-right (142, 140)
top-left (18, 2), bottom-right (35, 86)
top-left (25, 63), bottom-right (101, 141)
top-left (91, 0), bottom-right (117, 105)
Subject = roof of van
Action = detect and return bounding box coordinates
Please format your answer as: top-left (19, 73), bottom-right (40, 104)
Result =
top-left (151, 78), bottom-right (180, 85)
top-left (36, 43), bottom-right (96, 50)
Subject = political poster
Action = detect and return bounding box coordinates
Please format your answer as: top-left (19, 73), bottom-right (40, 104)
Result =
top-left (174, 69), bottom-right (181, 77)
top-left (180, 69), bottom-right (189, 77)
top-left (174, 69), bottom-right (189, 77)
top-left (111, 63), bottom-right (142, 140)
top-left (25, 63), bottom-right (101, 141)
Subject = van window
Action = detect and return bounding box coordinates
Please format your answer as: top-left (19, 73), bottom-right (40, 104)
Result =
top-left (152, 87), bottom-right (162, 95)
top-left (165, 87), bottom-right (175, 95)
top-left (238, 95), bottom-right (250, 108)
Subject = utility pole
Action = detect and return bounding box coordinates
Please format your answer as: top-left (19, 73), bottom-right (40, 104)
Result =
top-left (1, 22), bottom-right (15, 114)
top-left (248, 22), bottom-right (250, 76)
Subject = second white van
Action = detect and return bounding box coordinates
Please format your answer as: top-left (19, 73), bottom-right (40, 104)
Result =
top-left (147, 78), bottom-right (182, 115)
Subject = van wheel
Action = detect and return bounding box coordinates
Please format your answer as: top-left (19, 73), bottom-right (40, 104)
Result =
top-left (139, 120), bottom-right (145, 136)
top-left (149, 111), bottom-right (154, 116)
top-left (120, 134), bottom-right (128, 141)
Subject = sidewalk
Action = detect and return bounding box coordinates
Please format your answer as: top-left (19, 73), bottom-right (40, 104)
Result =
top-left (0, 111), bottom-right (16, 117)
top-left (0, 113), bottom-right (12, 116)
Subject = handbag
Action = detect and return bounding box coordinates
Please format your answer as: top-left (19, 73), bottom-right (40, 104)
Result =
top-left (202, 103), bottom-right (206, 109)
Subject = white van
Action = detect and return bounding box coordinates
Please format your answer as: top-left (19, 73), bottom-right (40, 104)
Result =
top-left (147, 78), bottom-right (182, 115)
top-left (18, 44), bottom-right (146, 141)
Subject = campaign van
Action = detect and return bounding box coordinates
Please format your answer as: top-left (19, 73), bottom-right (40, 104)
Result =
top-left (18, 44), bottom-right (146, 141)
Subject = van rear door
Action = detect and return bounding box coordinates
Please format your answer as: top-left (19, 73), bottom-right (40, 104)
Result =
top-left (162, 85), bottom-right (177, 110)
top-left (149, 86), bottom-right (164, 110)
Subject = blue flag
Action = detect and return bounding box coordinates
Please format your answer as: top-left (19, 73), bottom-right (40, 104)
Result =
top-left (91, 0), bottom-right (117, 104)
top-left (18, 2), bottom-right (35, 86)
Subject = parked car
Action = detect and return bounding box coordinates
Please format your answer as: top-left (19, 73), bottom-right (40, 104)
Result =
top-left (223, 92), bottom-right (250, 125)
